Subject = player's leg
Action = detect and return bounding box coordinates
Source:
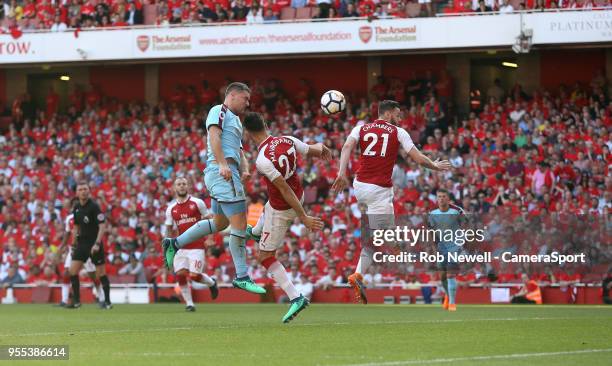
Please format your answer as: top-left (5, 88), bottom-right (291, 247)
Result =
top-left (174, 250), bottom-right (195, 310)
top-left (258, 204), bottom-right (308, 323)
top-left (439, 270), bottom-right (449, 310)
top-left (187, 249), bottom-right (218, 300)
top-left (162, 200), bottom-right (229, 268)
top-left (84, 258), bottom-right (103, 303)
top-left (59, 249), bottom-right (73, 306)
top-left (176, 267), bottom-right (194, 311)
top-left (92, 247), bottom-right (111, 309)
top-left (223, 202), bottom-right (265, 294)
top-left (67, 258), bottom-right (84, 308)
top-left (446, 265), bottom-right (458, 312)
top-left (246, 210), bottom-right (264, 243)
top-left (350, 181), bottom-right (395, 304)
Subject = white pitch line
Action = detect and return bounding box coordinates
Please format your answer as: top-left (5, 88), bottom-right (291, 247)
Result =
top-left (0, 316), bottom-right (597, 338)
top-left (333, 348), bottom-right (612, 366)
top-left (0, 326), bottom-right (194, 338)
top-left (297, 316), bottom-right (582, 327)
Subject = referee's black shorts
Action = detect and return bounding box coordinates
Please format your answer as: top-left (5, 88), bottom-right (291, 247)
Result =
top-left (72, 242), bottom-right (105, 265)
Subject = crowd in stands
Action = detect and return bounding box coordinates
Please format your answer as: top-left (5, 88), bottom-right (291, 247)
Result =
top-left (0, 0), bottom-right (610, 33)
top-left (0, 68), bottom-right (611, 295)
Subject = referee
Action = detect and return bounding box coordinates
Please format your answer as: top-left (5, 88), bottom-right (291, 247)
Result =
top-left (67, 181), bottom-right (112, 309)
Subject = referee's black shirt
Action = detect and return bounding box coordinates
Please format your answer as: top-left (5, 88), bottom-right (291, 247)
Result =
top-left (73, 199), bottom-right (105, 245)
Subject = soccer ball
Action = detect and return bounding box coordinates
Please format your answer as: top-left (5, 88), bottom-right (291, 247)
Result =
top-left (320, 90), bottom-right (346, 115)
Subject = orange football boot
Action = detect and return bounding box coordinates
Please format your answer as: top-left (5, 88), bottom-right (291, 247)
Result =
top-left (448, 303), bottom-right (457, 312)
top-left (348, 273), bottom-right (368, 304)
top-left (442, 295), bottom-right (449, 310)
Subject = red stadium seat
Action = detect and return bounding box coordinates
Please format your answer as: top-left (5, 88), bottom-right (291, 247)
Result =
top-left (280, 7), bottom-right (297, 20)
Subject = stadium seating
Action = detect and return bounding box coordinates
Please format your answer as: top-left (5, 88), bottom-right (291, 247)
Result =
top-left (0, 68), bottom-right (610, 291)
top-left (2, 1), bottom-right (611, 32)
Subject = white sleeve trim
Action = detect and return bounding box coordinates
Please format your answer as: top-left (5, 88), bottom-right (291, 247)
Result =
top-left (286, 136), bottom-right (310, 156)
top-left (193, 197), bottom-right (209, 217)
top-left (398, 127), bottom-right (415, 153)
top-left (64, 214), bottom-right (73, 233)
top-left (164, 203), bottom-right (175, 227)
top-left (256, 151), bottom-right (282, 181)
top-left (348, 125), bottom-right (361, 141)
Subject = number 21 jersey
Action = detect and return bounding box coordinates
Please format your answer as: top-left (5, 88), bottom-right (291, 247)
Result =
top-left (349, 119), bottom-right (415, 188)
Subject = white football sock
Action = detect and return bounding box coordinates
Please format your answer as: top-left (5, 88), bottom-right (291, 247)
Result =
top-left (268, 260), bottom-right (299, 300)
top-left (96, 283), bottom-right (105, 303)
top-left (252, 212), bottom-right (265, 236)
top-left (191, 273), bottom-right (215, 287)
top-left (356, 247), bottom-right (374, 275)
top-left (61, 284), bottom-right (70, 303)
top-left (181, 285), bottom-right (194, 307)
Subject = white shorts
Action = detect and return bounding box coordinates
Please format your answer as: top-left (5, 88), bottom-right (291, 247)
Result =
top-left (64, 248), bottom-right (96, 272)
top-left (354, 179), bottom-right (396, 229)
top-left (258, 201), bottom-right (297, 252)
top-left (173, 249), bottom-right (205, 273)
top-left (353, 179), bottom-right (395, 214)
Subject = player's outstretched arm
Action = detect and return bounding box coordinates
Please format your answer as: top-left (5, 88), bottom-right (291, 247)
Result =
top-left (332, 137), bottom-right (357, 194)
top-left (306, 143), bottom-right (332, 161)
top-left (271, 177), bottom-right (323, 231)
top-left (209, 126), bottom-right (231, 181)
top-left (407, 147), bottom-right (452, 172)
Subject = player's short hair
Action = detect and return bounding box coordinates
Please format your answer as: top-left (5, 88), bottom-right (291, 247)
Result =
top-left (243, 112), bottom-right (266, 132)
top-left (174, 176), bottom-right (188, 185)
top-left (76, 181), bottom-right (89, 188)
top-left (436, 188), bottom-right (450, 196)
top-left (225, 82), bottom-right (251, 97)
top-left (378, 100), bottom-right (400, 116)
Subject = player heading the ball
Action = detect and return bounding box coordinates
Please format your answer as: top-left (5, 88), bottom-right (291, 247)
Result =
top-left (332, 100), bottom-right (452, 304)
top-left (162, 82), bottom-right (266, 295)
top-left (242, 112), bottom-right (328, 323)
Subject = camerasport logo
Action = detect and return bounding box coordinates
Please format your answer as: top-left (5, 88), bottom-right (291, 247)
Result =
top-left (0, 41), bottom-right (33, 55)
top-left (359, 25), bottom-right (417, 43)
top-left (137, 34), bottom-right (191, 52)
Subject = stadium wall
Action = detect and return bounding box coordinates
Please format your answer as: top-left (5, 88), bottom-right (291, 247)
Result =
top-left (3, 49), bottom-right (609, 111)
top-left (540, 49), bottom-right (607, 89)
top-left (2, 286), bottom-right (605, 305)
top-left (89, 65), bottom-right (146, 102)
top-left (158, 58), bottom-right (369, 102)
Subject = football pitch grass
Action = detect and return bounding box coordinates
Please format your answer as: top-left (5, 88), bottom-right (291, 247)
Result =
top-left (0, 304), bottom-right (611, 366)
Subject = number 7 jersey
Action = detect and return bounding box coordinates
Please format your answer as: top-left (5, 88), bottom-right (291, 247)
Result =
top-left (256, 135), bottom-right (310, 210)
top-left (349, 119), bottom-right (415, 188)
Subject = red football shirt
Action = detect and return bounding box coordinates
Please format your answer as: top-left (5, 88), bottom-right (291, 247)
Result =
top-left (348, 119), bottom-right (415, 187)
top-left (164, 196), bottom-right (209, 250)
top-left (256, 135), bottom-right (310, 210)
